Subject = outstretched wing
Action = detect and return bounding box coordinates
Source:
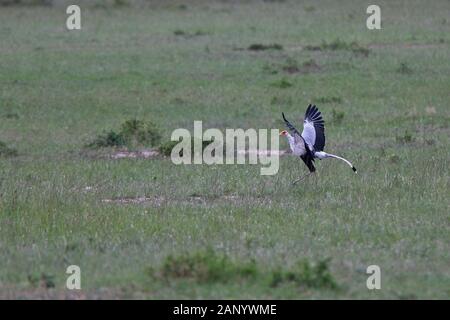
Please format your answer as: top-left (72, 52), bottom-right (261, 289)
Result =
top-left (282, 112), bottom-right (303, 144)
top-left (301, 104), bottom-right (325, 151)
top-left (282, 111), bottom-right (316, 172)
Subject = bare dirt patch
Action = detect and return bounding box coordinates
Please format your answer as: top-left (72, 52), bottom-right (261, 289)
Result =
top-left (102, 194), bottom-right (274, 207)
top-left (236, 149), bottom-right (287, 156)
top-left (110, 149), bottom-right (160, 159)
top-left (110, 149), bottom-right (287, 159)
top-left (102, 196), bottom-right (164, 205)
top-left (368, 43), bottom-right (444, 49)
top-left (278, 58), bottom-right (322, 75)
top-left (0, 285), bottom-right (130, 300)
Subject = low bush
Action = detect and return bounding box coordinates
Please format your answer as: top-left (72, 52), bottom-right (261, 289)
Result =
top-left (87, 119), bottom-right (161, 149)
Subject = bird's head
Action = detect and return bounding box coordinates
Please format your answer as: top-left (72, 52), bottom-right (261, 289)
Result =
top-left (279, 130), bottom-right (288, 137)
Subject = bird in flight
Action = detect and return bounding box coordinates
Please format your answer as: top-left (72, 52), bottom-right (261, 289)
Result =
top-left (280, 104), bottom-right (357, 184)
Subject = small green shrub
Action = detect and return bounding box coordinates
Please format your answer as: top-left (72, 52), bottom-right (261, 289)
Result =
top-left (269, 259), bottom-right (337, 289)
top-left (158, 140), bottom-right (180, 157)
top-left (88, 130), bottom-right (126, 148)
top-left (120, 119), bottom-right (161, 146)
top-left (87, 119), bottom-right (161, 149)
top-left (157, 249), bottom-right (257, 283)
top-left (173, 29), bottom-right (186, 36)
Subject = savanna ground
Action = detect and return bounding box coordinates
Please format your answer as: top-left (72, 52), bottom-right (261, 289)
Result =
top-left (0, 0), bottom-right (449, 299)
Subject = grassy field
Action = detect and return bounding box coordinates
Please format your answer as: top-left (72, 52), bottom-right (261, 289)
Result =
top-left (1, 0), bottom-right (450, 299)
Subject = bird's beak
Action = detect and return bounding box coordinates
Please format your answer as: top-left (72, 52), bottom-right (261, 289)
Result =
top-left (279, 131), bottom-right (283, 136)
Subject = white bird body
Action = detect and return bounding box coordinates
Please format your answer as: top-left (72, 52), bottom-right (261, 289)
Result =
top-left (281, 104), bottom-right (357, 183)
top-left (285, 132), bottom-right (307, 157)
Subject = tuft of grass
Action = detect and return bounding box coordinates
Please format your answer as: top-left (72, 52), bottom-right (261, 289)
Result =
top-left (396, 130), bottom-right (415, 144)
top-left (397, 62), bottom-right (413, 74)
top-left (173, 29), bottom-right (186, 36)
top-left (305, 39), bottom-right (370, 57)
top-left (87, 119), bottom-right (161, 149)
top-left (2, 112), bottom-right (20, 119)
top-left (120, 119), bottom-right (161, 146)
top-left (270, 259), bottom-right (338, 289)
top-left (0, 141), bottom-right (18, 157)
top-left (331, 109), bottom-right (345, 124)
top-left (87, 130), bottom-right (125, 148)
top-left (248, 43), bottom-right (283, 51)
top-left (270, 78), bottom-right (293, 89)
top-left (158, 140), bottom-right (180, 157)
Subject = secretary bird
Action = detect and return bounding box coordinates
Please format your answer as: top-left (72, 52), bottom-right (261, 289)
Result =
top-left (280, 104), bottom-right (357, 184)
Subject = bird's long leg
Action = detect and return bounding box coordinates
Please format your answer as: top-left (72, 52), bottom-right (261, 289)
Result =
top-left (292, 172), bottom-right (313, 185)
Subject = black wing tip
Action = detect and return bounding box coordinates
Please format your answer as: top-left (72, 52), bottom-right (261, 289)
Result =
top-left (305, 104), bottom-right (320, 118)
top-left (352, 166), bottom-right (357, 173)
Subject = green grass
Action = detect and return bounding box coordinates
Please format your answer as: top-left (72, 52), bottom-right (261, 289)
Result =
top-left (0, 0), bottom-right (450, 299)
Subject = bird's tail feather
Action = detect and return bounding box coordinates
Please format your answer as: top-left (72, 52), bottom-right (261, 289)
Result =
top-left (324, 153), bottom-right (357, 173)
